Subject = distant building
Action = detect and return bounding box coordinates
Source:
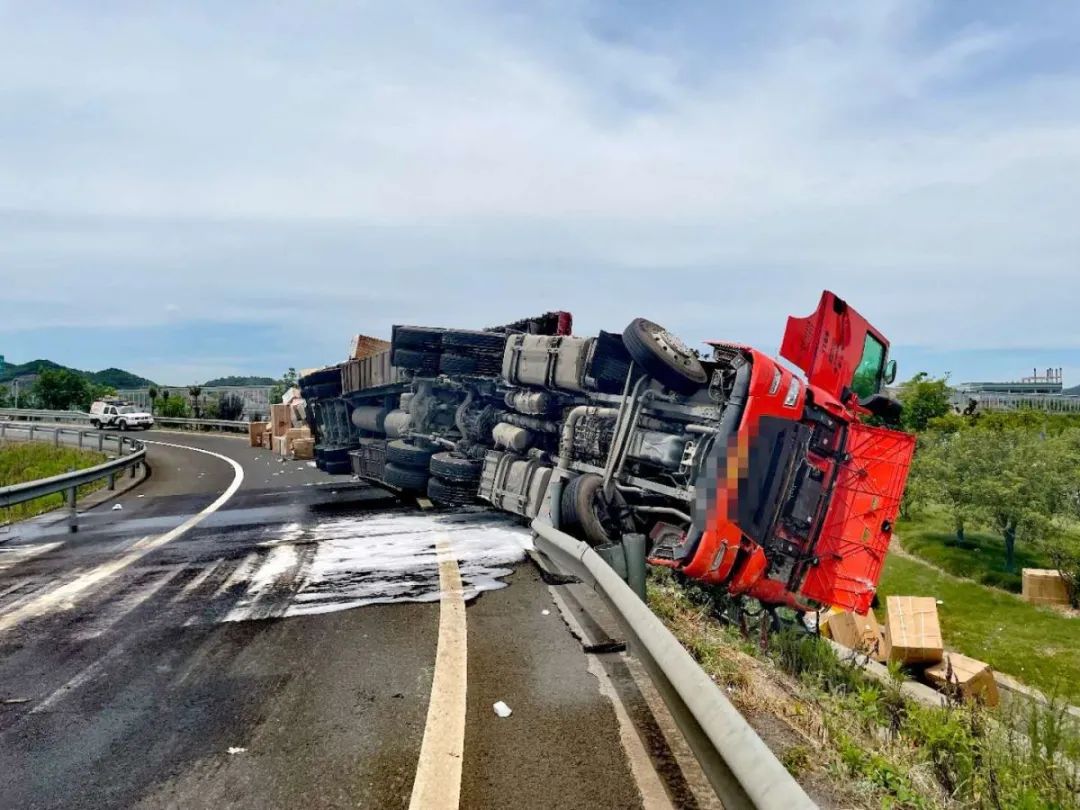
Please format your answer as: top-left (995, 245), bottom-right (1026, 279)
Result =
top-left (952, 368), bottom-right (1080, 413)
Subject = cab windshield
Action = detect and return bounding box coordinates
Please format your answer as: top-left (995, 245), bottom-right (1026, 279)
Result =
top-left (118, 406), bottom-right (138, 414)
top-left (851, 334), bottom-right (886, 399)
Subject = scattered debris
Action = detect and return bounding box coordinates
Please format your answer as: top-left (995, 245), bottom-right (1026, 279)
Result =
top-left (492, 701), bottom-right (513, 718)
top-left (227, 747), bottom-right (247, 755)
top-left (111, 504), bottom-right (123, 511)
top-left (137, 494), bottom-right (145, 498)
top-left (541, 609), bottom-right (550, 616)
top-left (1, 698), bottom-right (31, 705)
top-left (307, 462), bottom-right (316, 468)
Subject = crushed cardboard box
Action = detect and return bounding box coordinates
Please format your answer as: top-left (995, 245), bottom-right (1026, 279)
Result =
top-left (828, 610), bottom-right (886, 661)
top-left (292, 438), bottom-right (315, 460)
top-left (925, 653), bottom-right (1000, 707)
top-left (884, 596), bottom-right (943, 665)
top-left (248, 421), bottom-right (267, 448)
top-left (269, 404), bottom-right (290, 437)
top-left (1022, 568), bottom-right (1070, 606)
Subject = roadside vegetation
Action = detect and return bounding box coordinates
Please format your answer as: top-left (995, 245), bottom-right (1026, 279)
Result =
top-left (0, 441), bottom-right (107, 522)
top-left (649, 569), bottom-right (1080, 809)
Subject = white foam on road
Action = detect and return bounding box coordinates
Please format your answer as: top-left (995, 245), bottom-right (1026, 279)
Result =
top-left (222, 511), bottom-right (532, 622)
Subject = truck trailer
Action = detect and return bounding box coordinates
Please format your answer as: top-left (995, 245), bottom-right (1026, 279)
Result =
top-left (300, 291), bottom-right (915, 615)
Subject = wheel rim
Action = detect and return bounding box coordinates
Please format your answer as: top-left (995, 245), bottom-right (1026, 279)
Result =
top-left (643, 321), bottom-right (698, 371)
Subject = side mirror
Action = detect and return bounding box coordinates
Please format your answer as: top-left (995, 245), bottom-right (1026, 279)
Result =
top-left (883, 359), bottom-right (897, 386)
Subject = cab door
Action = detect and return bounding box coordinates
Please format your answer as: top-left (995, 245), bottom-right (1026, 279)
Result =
top-left (779, 291), bottom-right (890, 403)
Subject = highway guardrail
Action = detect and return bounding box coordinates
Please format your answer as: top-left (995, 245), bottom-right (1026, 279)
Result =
top-left (0, 422), bottom-right (146, 527)
top-left (0, 408), bottom-right (248, 433)
top-left (531, 484), bottom-right (816, 809)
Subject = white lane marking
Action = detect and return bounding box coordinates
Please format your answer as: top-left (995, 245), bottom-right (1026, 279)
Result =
top-left (71, 566), bottom-right (185, 641)
top-left (408, 537), bottom-right (467, 810)
top-left (0, 441), bottom-right (244, 635)
top-left (171, 557), bottom-right (226, 603)
top-left (0, 542), bottom-right (63, 573)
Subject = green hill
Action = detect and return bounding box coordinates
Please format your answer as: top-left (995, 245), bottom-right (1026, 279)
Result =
top-left (0, 359), bottom-right (156, 388)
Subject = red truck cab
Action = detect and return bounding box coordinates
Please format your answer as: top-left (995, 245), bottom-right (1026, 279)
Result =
top-left (671, 292), bottom-right (915, 613)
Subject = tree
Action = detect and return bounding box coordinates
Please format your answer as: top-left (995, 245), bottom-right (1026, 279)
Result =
top-left (217, 393), bottom-right (245, 421)
top-left (269, 368), bottom-right (298, 406)
top-left (188, 385), bottom-right (203, 419)
top-left (148, 386), bottom-right (159, 414)
top-left (159, 396), bottom-right (190, 418)
top-left (0, 387), bottom-right (8, 408)
top-left (31, 368), bottom-right (90, 411)
top-left (967, 430), bottom-right (1073, 571)
top-left (897, 373), bottom-right (953, 433)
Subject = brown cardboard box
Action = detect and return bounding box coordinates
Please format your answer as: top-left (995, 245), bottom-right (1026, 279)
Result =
top-left (884, 596), bottom-right (943, 665)
top-left (829, 610), bottom-right (884, 658)
top-left (1022, 569), bottom-right (1070, 606)
top-left (269, 404), bottom-right (290, 437)
top-left (292, 438), bottom-right (315, 460)
top-left (925, 653), bottom-right (1000, 707)
top-left (349, 334), bottom-right (392, 361)
top-left (285, 427), bottom-right (310, 441)
top-left (248, 421), bottom-right (267, 448)
top-left (262, 430), bottom-right (273, 450)
top-left (273, 435), bottom-right (290, 457)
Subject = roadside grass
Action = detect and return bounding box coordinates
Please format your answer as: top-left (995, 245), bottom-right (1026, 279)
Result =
top-left (877, 551), bottom-right (1080, 702)
top-left (898, 510), bottom-right (1057, 593)
top-left (0, 441), bottom-right (107, 522)
top-left (649, 568), bottom-right (1080, 809)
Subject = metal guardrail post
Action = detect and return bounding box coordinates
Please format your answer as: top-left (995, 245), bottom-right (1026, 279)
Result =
top-left (107, 473), bottom-right (116, 491)
top-left (54, 428), bottom-right (60, 447)
top-left (98, 433), bottom-right (104, 452)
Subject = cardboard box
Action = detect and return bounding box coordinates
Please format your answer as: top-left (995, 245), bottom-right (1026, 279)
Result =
top-left (349, 334), bottom-right (392, 361)
top-left (829, 610), bottom-right (884, 658)
top-left (273, 435), bottom-right (290, 457)
top-left (1022, 569), bottom-right (1070, 606)
top-left (248, 421), bottom-right (267, 448)
top-left (262, 430), bottom-right (273, 450)
top-left (269, 404), bottom-right (290, 437)
top-left (884, 596), bottom-right (943, 665)
top-left (285, 427), bottom-right (310, 441)
top-left (292, 438), bottom-right (315, 460)
top-left (925, 653), bottom-right (1000, 707)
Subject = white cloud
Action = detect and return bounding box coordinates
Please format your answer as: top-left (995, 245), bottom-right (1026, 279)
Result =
top-left (1, 1), bottom-right (1078, 375)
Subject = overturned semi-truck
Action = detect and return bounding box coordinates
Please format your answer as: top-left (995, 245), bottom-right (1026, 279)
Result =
top-left (300, 292), bottom-right (915, 614)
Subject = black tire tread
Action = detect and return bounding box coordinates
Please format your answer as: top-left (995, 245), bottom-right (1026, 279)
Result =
top-left (386, 439), bottom-right (436, 469)
top-left (622, 318), bottom-right (707, 395)
top-left (383, 462), bottom-right (429, 492)
top-left (429, 452), bottom-right (483, 483)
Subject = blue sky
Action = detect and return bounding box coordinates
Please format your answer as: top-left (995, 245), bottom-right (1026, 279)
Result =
top-left (1, 1), bottom-right (1079, 386)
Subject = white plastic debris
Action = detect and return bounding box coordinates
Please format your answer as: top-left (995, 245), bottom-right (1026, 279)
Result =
top-left (307, 461), bottom-right (316, 468)
top-left (137, 494), bottom-right (145, 498)
top-left (253, 457), bottom-right (260, 461)
top-left (541, 609), bottom-right (550, 616)
top-left (936, 599), bottom-right (944, 605)
top-left (111, 504), bottom-right (123, 511)
top-left (493, 701), bottom-right (512, 718)
top-left (227, 746), bottom-right (247, 755)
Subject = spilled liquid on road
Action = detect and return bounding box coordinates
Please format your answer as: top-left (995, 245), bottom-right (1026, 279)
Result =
top-left (223, 509), bottom-right (533, 621)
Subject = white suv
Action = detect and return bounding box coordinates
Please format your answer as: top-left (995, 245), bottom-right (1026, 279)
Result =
top-left (89, 401), bottom-right (154, 431)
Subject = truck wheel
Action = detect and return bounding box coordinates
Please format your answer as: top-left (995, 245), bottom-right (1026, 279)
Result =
top-left (392, 348), bottom-right (440, 374)
top-left (386, 439), bottom-right (436, 469)
top-left (429, 452), bottom-right (482, 483)
top-left (90, 419), bottom-right (100, 429)
top-left (560, 473), bottom-right (613, 546)
top-left (383, 462), bottom-right (429, 492)
top-left (622, 318), bottom-right (707, 395)
top-left (393, 326), bottom-right (444, 352)
top-left (324, 459), bottom-right (352, 475)
top-left (442, 330), bottom-right (507, 352)
top-left (119, 420), bottom-right (128, 431)
top-left (438, 353), bottom-right (479, 375)
top-left (427, 476), bottom-right (476, 506)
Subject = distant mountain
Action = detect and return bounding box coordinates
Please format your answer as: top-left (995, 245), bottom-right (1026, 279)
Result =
top-left (202, 375), bottom-right (277, 387)
top-left (0, 358), bottom-right (156, 388)
top-left (1064, 384), bottom-right (1080, 396)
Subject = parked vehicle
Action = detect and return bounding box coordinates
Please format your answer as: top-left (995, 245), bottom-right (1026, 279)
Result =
top-left (89, 400), bottom-right (154, 431)
top-left (301, 293), bottom-right (915, 614)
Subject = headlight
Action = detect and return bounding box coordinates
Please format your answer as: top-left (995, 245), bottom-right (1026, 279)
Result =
top-left (769, 368), bottom-right (783, 396)
top-left (783, 378), bottom-right (801, 407)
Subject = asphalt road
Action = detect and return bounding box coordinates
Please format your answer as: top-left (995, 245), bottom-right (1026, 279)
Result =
top-left (0, 430), bottom-right (716, 809)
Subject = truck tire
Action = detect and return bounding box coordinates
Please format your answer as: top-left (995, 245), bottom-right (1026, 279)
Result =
top-left (442, 330), bottom-right (507, 351)
top-left (386, 439), bottom-right (435, 469)
top-left (427, 476), bottom-right (477, 506)
top-left (322, 447), bottom-right (350, 465)
top-left (392, 348), bottom-right (440, 374)
top-left (429, 452), bottom-right (482, 483)
top-left (383, 462), bottom-right (429, 492)
top-left (90, 419), bottom-right (100, 429)
top-left (438, 353), bottom-right (479, 375)
top-left (393, 326), bottom-right (444, 352)
top-left (560, 473), bottom-right (613, 546)
top-left (118, 420), bottom-right (128, 431)
top-left (622, 318), bottom-right (707, 395)
top-left (325, 459), bottom-right (352, 475)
